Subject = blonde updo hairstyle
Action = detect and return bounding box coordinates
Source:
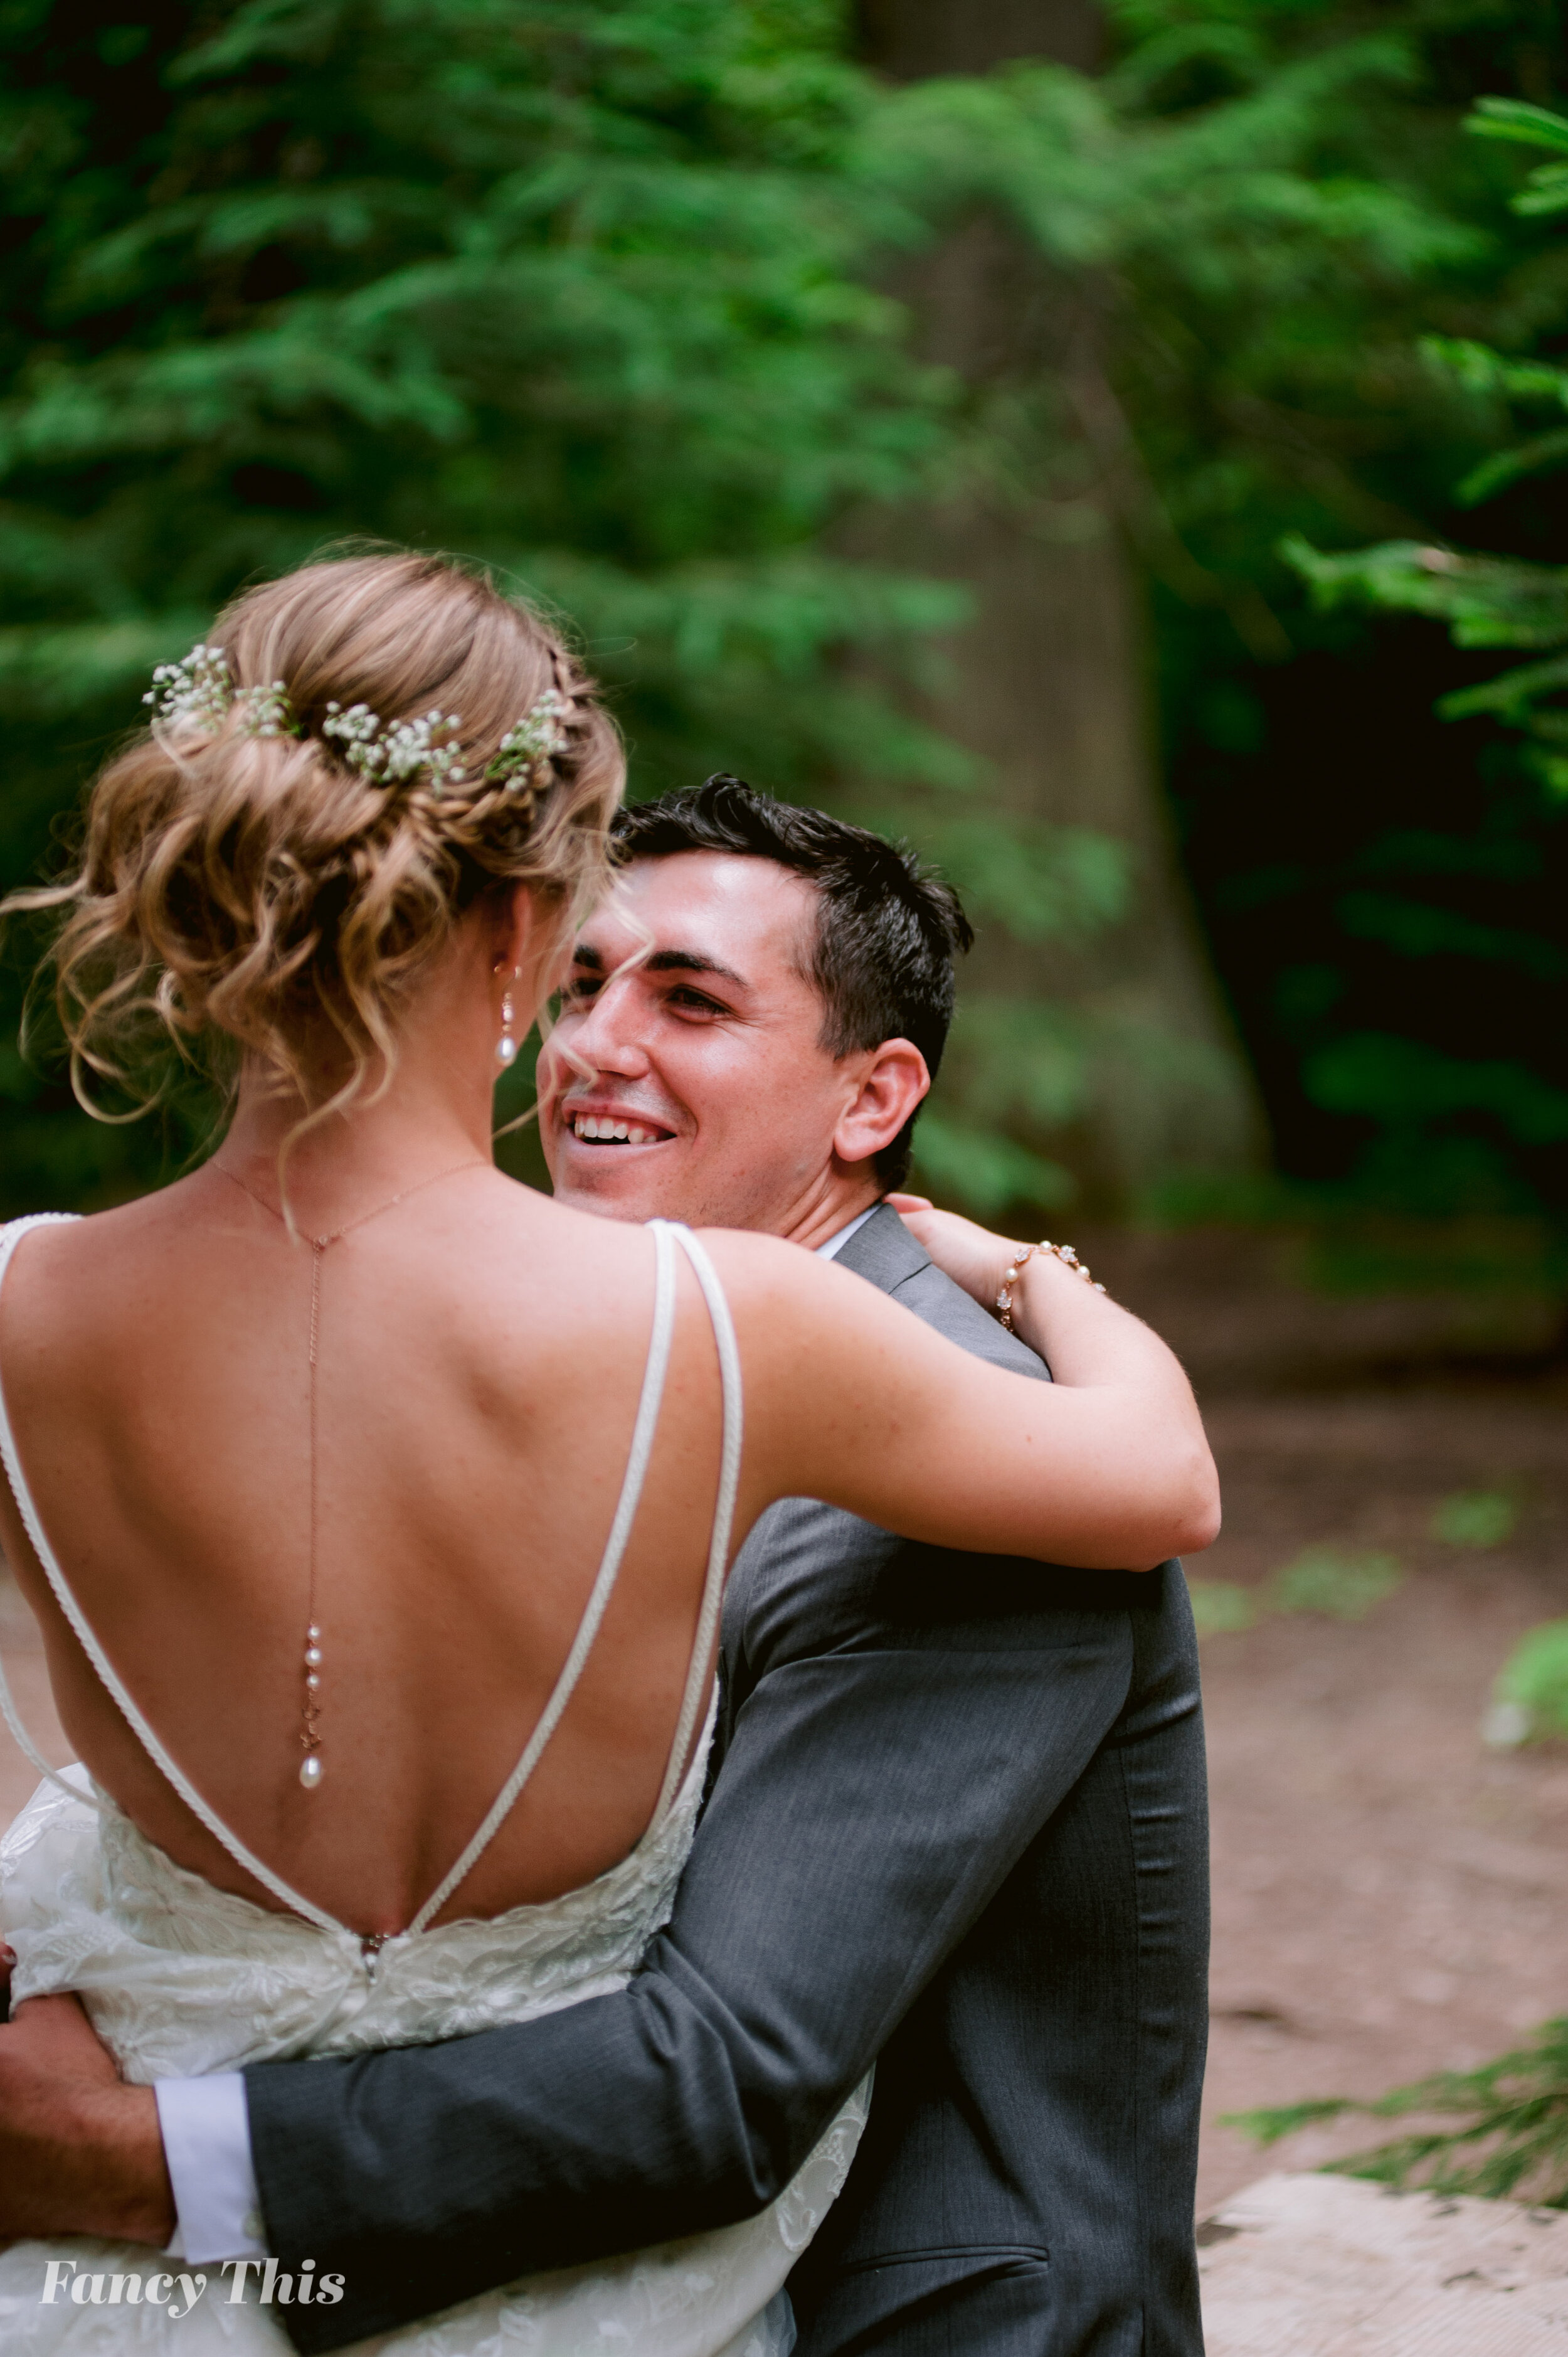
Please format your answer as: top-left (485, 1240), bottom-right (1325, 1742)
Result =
top-left (9, 553), bottom-right (624, 1121)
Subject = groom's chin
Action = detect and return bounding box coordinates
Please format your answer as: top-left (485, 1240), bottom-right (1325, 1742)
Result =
top-left (548, 1142), bottom-right (679, 1221)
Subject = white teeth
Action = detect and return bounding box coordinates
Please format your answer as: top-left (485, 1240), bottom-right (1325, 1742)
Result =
top-left (572, 1115), bottom-right (659, 1143)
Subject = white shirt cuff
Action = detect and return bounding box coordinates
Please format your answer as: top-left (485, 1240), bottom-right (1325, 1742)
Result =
top-left (155, 2074), bottom-right (268, 2263)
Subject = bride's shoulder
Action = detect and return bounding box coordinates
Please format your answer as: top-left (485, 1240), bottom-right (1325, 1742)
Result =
top-left (0, 1187), bottom-right (213, 1323)
top-left (683, 1227), bottom-right (867, 1331)
top-left (1, 1203), bottom-right (100, 1270)
top-left (686, 1227), bottom-right (797, 1282)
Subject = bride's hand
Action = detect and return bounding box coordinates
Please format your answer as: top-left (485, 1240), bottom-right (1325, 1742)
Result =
top-left (884, 1195), bottom-right (1024, 1313)
top-left (719, 1194), bottom-right (1218, 1569)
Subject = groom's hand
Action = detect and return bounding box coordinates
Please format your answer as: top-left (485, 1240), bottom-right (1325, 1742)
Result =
top-left (0, 1960), bottom-right (174, 2245)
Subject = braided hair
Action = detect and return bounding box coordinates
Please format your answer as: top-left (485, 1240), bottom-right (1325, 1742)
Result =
top-left (7, 553), bottom-right (623, 1117)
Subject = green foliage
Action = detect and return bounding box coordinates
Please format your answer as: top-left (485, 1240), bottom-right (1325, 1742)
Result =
top-left (1262, 86), bottom-right (1568, 1216)
top-left (8, 0), bottom-right (1568, 1221)
top-left (1468, 96), bottom-right (1568, 217)
top-left (1227, 2014), bottom-right (1568, 2208)
top-left (1189, 1546), bottom-right (1403, 1639)
top-left (1287, 526), bottom-right (1568, 787)
top-left (1269, 1545), bottom-right (1404, 1620)
top-left (1432, 1486), bottom-right (1518, 1545)
top-left (1496, 1616), bottom-right (1568, 1739)
top-left (14, 0), bottom-right (1333, 1221)
top-left (839, 0), bottom-right (1568, 1216)
top-left (909, 1110), bottom-right (1074, 1220)
top-left (0, 0), bottom-right (1019, 1211)
top-left (1189, 1578), bottom-right (1258, 1636)
top-left (853, 6), bottom-right (1503, 641)
top-left (1134, 4), bottom-right (1568, 1220)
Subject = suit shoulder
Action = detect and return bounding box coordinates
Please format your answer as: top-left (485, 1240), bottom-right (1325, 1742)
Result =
top-left (882, 1259), bottom-right (1050, 1380)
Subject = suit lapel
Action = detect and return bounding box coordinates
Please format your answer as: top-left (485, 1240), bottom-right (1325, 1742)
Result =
top-left (831, 1201), bottom-right (928, 1297)
top-left (715, 1203), bottom-right (923, 1743)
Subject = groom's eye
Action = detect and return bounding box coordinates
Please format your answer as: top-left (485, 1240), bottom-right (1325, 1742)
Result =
top-left (561, 973), bottom-right (602, 1006)
top-left (667, 986), bottom-right (729, 1018)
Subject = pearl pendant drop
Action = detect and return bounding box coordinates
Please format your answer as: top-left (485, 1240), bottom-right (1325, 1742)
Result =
top-left (300, 1620), bottom-right (324, 1788)
top-left (496, 982), bottom-right (518, 1067)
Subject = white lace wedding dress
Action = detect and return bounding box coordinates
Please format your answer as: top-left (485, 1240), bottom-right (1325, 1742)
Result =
top-left (0, 1215), bottom-right (869, 2357)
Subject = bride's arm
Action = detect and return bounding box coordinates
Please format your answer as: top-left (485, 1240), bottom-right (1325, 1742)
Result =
top-left (716, 1216), bottom-right (1219, 1572)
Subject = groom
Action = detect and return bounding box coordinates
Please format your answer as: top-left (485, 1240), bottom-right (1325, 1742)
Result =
top-left (0, 779), bottom-right (1209, 2355)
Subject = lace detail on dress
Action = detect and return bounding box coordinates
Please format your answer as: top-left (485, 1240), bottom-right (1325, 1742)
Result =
top-left (1, 1748), bottom-right (871, 2357)
top-left (0, 1735), bottom-right (711, 2080)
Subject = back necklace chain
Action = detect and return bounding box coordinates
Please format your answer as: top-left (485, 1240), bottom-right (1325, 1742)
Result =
top-left (210, 1156), bottom-right (488, 1790)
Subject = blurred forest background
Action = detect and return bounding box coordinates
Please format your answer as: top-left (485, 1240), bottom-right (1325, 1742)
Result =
top-left (1, 0), bottom-right (1565, 1253)
top-left (3, 0), bottom-right (1568, 2223)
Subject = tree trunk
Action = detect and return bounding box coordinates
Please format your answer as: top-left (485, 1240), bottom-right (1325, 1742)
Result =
top-left (856, 1), bottom-right (1265, 1212)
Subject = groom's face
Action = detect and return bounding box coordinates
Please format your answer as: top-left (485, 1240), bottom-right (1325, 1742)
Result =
top-left (539, 852), bottom-right (894, 1238)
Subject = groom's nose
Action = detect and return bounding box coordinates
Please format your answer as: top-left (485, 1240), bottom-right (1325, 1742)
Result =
top-left (561, 976), bottom-right (653, 1078)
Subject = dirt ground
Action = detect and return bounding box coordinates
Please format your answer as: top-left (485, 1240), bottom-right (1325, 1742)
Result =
top-left (1086, 1225), bottom-right (1568, 2217)
top-left (2, 1223), bottom-right (1565, 2223)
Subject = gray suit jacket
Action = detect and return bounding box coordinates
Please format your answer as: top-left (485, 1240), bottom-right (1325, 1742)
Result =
top-left (246, 1206), bottom-right (1209, 2355)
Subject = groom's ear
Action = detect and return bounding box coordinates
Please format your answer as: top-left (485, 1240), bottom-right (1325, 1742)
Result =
top-left (832, 1038), bottom-right (930, 1168)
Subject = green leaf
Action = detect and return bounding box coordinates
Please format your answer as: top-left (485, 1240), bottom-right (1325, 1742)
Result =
top-left (1498, 1619), bottom-right (1568, 1738)
top-left (1465, 98), bottom-right (1568, 157)
top-left (1432, 1489), bottom-right (1518, 1548)
top-left (1268, 1546), bottom-right (1402, 1620)
top-left (1335, 890), bottom-right (1568, 982)
top-left (1222, 2098), bottom-right (1357, 2149)
top-left (1305, 1036), bottom-right (1568, 1146)
top-left (1189, 1580), bottom-right (1258, 1637)
top-left (1229, 2016), bottom-right (1568, 2206)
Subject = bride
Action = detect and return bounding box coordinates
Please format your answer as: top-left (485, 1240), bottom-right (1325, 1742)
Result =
top-left (0, 551), bottom-right (1217, 2355)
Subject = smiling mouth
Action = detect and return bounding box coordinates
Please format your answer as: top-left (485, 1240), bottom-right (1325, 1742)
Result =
top-left (567, 1114), bottom-right (674, 1146)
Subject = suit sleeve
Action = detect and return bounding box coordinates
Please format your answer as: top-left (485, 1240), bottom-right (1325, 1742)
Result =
top-left (246, 1581), bottom-right (1135, 2352)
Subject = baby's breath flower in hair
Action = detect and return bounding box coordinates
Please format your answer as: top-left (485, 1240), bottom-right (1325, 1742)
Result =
top-left (241, 681), bottom-right (298, 739)
top-left (488, 688), bottom-right (573, 797)
top-left (142, 647), bottom-right (572, 805)
top-left (144, 644), bottom-right (234, 730)
top-left (28, 555), bottom-right (625, 1146)
top-left (143, 644), bottom-right (299, 740)
top-left (322, 703), bottom-right (468, 795)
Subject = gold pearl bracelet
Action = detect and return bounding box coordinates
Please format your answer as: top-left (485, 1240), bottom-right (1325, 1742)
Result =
top-left (996, 1240), bottom-right (1106, 1331)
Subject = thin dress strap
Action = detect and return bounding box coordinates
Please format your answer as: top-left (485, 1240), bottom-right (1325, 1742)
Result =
top-left (649, 1223), bottom-right (744, 1825)
top-left (403, 1218), bottom-right (679, 1932)
top-left (0, 1216), bottom-right (93, 1810)
top-left (0, 1212), bottom-right (684, 1940)
top-left (0, 1213), bottom-right (343, 1930)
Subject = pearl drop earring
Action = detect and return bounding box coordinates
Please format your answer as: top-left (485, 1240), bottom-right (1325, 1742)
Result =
top-left (496, 966), bottom-right (521, 1068)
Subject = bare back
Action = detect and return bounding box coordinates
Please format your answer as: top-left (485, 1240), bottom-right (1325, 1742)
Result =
top-left (0, 1169), bottom-right (735, 1937)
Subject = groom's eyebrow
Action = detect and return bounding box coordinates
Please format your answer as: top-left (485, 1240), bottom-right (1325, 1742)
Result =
top-left (644, 947), bottom-right (748, 989)
top-left (569, 940), bottom-right (751, 991)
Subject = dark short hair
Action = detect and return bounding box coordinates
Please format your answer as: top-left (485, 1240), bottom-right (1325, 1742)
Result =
top-left (612, 777), bottom-right (972, 1188)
